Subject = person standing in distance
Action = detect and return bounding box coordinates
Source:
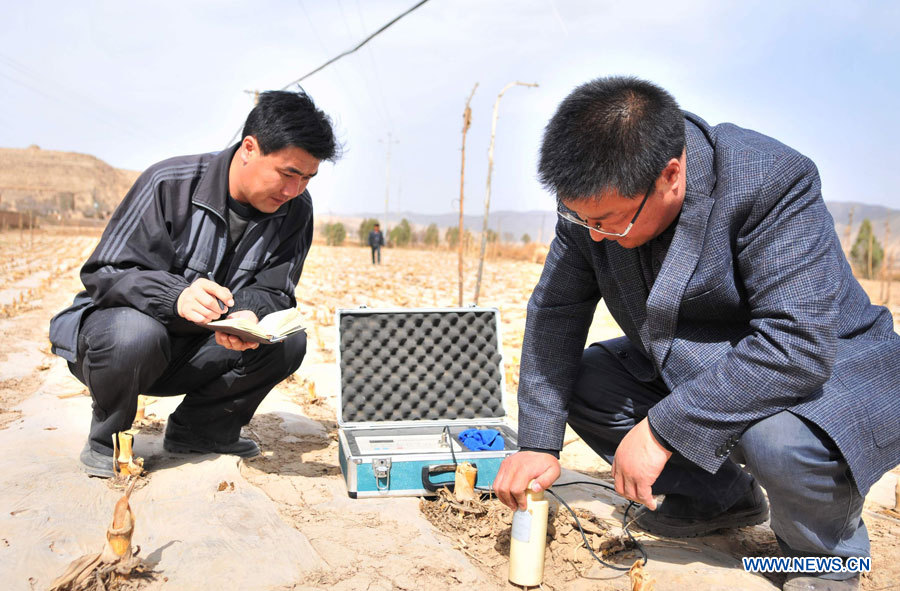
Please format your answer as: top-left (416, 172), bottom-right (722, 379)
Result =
top-left (368, 222), bottom-right (385, 264)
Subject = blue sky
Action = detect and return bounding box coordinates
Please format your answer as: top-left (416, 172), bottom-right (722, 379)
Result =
top-left (1, 1), bottom-right (898, 215)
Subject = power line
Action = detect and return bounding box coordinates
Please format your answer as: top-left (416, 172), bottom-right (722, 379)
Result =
top-left (353, 0), bottom-right (395, 130)
top-left (295, 0), bottom-right (378, 126)
top-left (279, 0), bottom-right (431, 90)
top-left (335, 0), bottom-right (392, 128)
top-left (0, 52), bottom-right (152, 141)
top-left (226, 0), bottom-right (427, 147)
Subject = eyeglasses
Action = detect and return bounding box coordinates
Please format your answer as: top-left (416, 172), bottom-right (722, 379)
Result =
top-left (557, 181), bottom-right (654, 238)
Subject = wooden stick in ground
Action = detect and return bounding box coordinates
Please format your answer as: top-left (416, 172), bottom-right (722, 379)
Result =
top-left (474, 80), bottom-right (538, 305)
top-left (457, 82), bottom-right (478, 307)
top-left (454, 462), bottom-right (478, 502)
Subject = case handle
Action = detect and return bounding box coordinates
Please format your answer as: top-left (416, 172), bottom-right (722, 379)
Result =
top-left (421, 463), bottom-right (477, 492)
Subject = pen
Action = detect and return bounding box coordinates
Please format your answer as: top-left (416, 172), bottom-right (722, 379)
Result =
top-left (207, 272), bottom-right (228, 314)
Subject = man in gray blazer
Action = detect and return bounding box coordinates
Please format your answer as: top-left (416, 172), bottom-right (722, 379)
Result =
top-left (493, 77), bottom-right (898, 591)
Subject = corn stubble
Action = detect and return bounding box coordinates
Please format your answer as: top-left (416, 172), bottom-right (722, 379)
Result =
top-left (113, 430), bottom-right (144, 478)
top-left (628, 559), bottom-right (655, 591)
top-left (49, 477), bottom-right (155, 591)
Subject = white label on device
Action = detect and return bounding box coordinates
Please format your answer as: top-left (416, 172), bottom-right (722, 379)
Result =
top-left (511, 510), bottom-right (532, 542)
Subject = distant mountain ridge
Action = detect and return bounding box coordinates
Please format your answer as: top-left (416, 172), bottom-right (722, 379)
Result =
top-left (1, 145), bottom-right (896, 253)
top-left (0, 145), bottom-right (139, 219)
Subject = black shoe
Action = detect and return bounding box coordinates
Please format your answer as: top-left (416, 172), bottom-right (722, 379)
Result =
top-left (783, 574), bottom-right (859, 591)
top-left (80, 443), bottom-right (115, 478)
top-left (163, 416), bottom-right (260, 458)
top-left (633, 480), bottom-right (769, 537)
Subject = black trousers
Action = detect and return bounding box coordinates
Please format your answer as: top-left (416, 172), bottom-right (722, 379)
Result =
top-left (69, 307), bottom-right (307, 453)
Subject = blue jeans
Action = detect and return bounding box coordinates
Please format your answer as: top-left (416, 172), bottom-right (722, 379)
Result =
top-left (69, 307), bottom-right (307, 454)
top-left (567, 340), bottom-right (869, 579)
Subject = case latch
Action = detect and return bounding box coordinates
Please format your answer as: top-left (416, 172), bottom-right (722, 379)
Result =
top-left (373, 458), bottom-right (391, 492)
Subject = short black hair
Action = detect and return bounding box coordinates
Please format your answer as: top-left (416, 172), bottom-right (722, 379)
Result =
top-left (538, 76), bottom-right (684, 202)
top-left (242, 90), bottom-right (340, 161)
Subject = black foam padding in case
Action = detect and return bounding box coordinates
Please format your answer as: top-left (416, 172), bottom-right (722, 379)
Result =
top-left (339, 310), bottom-right (504, 423)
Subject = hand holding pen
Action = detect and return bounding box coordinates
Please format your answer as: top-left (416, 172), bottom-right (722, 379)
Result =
top-left (175, 272), bottom-right (234, 324)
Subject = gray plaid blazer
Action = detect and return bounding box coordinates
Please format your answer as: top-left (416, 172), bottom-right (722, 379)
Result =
top-left (518, 113), bottom-right (899, 495)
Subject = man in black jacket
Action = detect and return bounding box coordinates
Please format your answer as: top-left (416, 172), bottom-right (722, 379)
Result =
top-left (49, 90), bottom-right (339, 477)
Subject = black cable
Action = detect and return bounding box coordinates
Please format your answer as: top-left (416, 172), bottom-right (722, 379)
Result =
top-left (443, 425), bottom-right (458, 466)
top-left (544, 489), bottom-right (633, 572)
top-left (552, 481), bottom-right (648, 567)
top-left (474, 480), bottom-right (649, 572)
top-left (281, 0), bottom-right (432, 89)
top-left (551, 479), bottom-right (617, 492)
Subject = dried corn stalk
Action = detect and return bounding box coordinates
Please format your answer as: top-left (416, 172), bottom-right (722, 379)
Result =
top-left (454, 462), bottom-right (477, 502)
top-left (133, 395), bottom-right (156, 421)
top-left (628, 559), bottom-right (655, 591)
top-left (113, 430), bottom-right (144, 477)
top-left (49, 477), bottom-right (152, 591)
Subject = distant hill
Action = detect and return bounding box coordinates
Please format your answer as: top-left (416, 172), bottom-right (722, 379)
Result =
top-left (0, 145), bottom-right (139, 219)
top-left (2, 144), bottom-right (896, 257)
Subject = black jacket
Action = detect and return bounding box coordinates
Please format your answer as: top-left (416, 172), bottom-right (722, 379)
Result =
top-left (368, 229), bottom-right (384, 248)
top-left (49, 145), bottom-right (314, 362)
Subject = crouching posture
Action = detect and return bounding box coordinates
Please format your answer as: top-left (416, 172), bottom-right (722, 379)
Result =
top-left (493, 76), bottom-right (899, 591)
top-left (49, 90), bottom-right (339, 477)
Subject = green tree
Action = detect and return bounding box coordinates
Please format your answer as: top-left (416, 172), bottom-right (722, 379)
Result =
top-left (424, 223), bottom-right (440, 247)
top-left (485, 229), bottom-right (498, 243)
top-left (521, 233), bottom-right (531, 245)
top-left (850, 219), bottom-right (884, 279)
top-left (446, 226), bottom-right (473, 249)
top-left (324, 222), bottom-right (346, 246)
top-left (446, 226), bottom-right (461, 248)
top-left (358, 218), bottom-right (380, 245)
top-left (389, 218), bottom-right (413, 247)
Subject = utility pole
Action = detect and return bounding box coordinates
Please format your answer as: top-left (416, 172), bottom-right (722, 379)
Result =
top-left (458, 83), bottom-right (478, 307)
top-left (379, 133), bottom-right (399, 229)
top-left (474, 81), bottom-right (538, 305)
